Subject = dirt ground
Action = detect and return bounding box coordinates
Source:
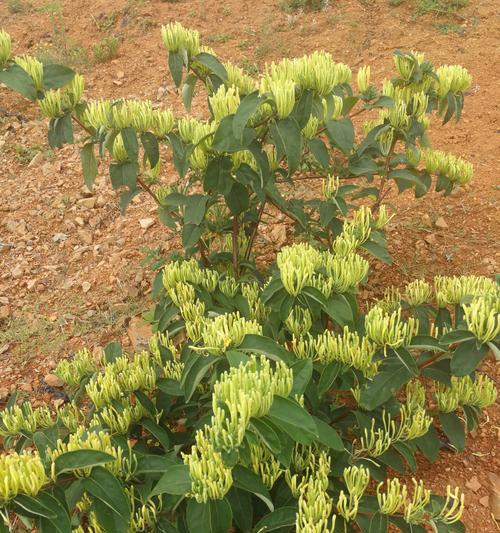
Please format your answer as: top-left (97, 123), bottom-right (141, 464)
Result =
top-left (0, 0), bottom-right (499, 530)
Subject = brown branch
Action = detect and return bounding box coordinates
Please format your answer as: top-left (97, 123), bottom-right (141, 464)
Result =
top-left (418, 350), bottom-right (445, 370)
top-left (231, 216), bottom-right (240, 276)
top-left (244, 201), bottom-right (266, 264)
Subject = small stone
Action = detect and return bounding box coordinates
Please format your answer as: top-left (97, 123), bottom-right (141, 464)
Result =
top-left (28, 151), bottom-right (44, 167)
top-left (139, 218), bottom-right (155, 230)
top-left (19, 383), bottom-right (33, 393)
top-left (81, 281), bottom-right (91, 293)
top-left (0, 306), bottom-right (11, 319)
top-left (479, 496), bottom-right (489, 508)
top-left (78, 197), bottom-right (96, 209)
top-left (434, 216), bottom-right (448, 229)
top-left (44, 374), bottom-right (63, 387)
top-left (116, 70), bottom-right (125, 79)
top-left (53, 232), bottom-right (69, 242)
top-left (421, 214), bottom-right (432, 227)
top-left (75, 216), bottom-right (85, 227)
top-left (78, 229), bottom-right (93, 245)
top-left (424, 233), bottom-right (436, 245)
top-left (465, 476), bottom-right (481, 492)
top-left (11, 265), bottom-right (23, 279)
top-left (0, 387), bottom-right (9, 401)
top-left (127, 316), bottom-right (152, 352)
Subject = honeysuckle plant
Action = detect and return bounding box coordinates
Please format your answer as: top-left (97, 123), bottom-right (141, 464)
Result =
top-left (0, 24), bottom-right (499, 533)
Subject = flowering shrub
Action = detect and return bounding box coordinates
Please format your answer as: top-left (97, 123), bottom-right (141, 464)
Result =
top-left (0, 24), bottom-right (499, 533)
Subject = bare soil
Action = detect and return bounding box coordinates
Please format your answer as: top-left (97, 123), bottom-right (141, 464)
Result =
top-left (0, 0), bottom-right (499, 530)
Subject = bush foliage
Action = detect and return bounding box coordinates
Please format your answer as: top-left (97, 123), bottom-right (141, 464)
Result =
top-left (0, 24), bottom-right (499, 533)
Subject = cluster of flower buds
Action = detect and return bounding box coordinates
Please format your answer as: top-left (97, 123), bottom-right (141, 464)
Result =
top-left (267, 79), bottom-right (296, 119)
top-left (241, 281), bottom-right (268, 322)
top-left (435, 65), bottom-right (472, 98)
top-left (177, 116), bottom-right (215, 170)
top-left (48, 426), bottom-right (131, 478)
top-left (357, 65), bottom-right (371, 93)
top-left (54, 348), bottom-right (101, 386)
top-left (211, 356), bottom-right (293, 451)
top-left (219, 276), bottom-right (238, 298)
top-left (463, 296), bottom-right (499, 343)
top-left (277, 243), bottom-right (323, 296)
top-left (0, 402), bottom-right (53, 436)
top-left (15, 54), bottom-right (44, 91)
top-left (337, 465), bottom-right (370, 522)
top-left (354, 418), bottom-right (393, 457)
top-left (405, 380), bottom-right (427, 411)
top-left (435, 374), bottom-right (497, 412)
top-left (434, 274), bottom-right (498, 307)
top-left (198, 312), bottom-right (262, 355)
top-left (393, 51), bottom-right (425, 81)
top-left (403, 479), bottom-right (431, 524)
top-left (434, 485), bottom-right (465, 524)
top-left (183, 427), bottom-right (233, 503)
top-left (391, 404), bottom-right (433, 441)
top-left (377, 478), bottom-right (407, 515)
top-left (209, 85), bottom-right (240, 122)
top-left (323, 252), bottom-right (369, 293)
top-left (231, 148), bottom-right (257, 171)
top-left (250, 442), bottom-right (283, 490)
top-left (322, 175), bottom-right (339, 200)
top-left (365, 306), bottom-right (418, 354)
top-left (377, 127), bottom-right (394, 156)
top-left (168, 281), bottom-right (196, 309)
top-left (64, 73), bottom-right (84, 108)
top-left (161, 22), bottom-right (200, 56)
top-left (57, 402), bottom-right (82, 432)
top-left (295, 451), bottom-right (335, 532)
top-left (95, 398), bottom-right (145, 434)
top-left (163, 258), bottom-right (203, 289)
top-left (149, 331), bottom-right (177, 365)
top-left (374, 287), bottom-right (402, 314)
top-left (423, 149), bottom-right (473, 185)
top-left (38, 89), bottom-right (63, 118)
top-left (224, 62), bottom-right (256, 96)
top-left (0, 29), bottom-right (11, 67)
top-left (0, 451), bottom-right (46, 504)
top-left (342, 206), bottom-right (373, 247)
top-left (322, 95), bottom-right (343, 121)
top-left (127, 486), bottom-right (162, 532)
top-left (86, 352), bottom-right (156, 408)
top-left (405, 279), bottom-right (432, 306)
top-left (302, 115), bottom-right (320, 139)
top-left (285, 306), bottom-right (313, 337)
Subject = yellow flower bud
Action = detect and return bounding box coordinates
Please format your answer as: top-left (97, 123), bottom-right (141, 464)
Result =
top-left (0, 29), bottom-right (11, 67)
top-left (38, 88), bottom-right (63, 118)
top-left (209, 84), bottom-right (240, 122)
top-left (435, 65), bottom-right (472, 98)
top-left (0, 451), bottom-right (46, 504)
top-left (268, 79), bottom-right (296, 119)
top-left (357, 65), bottom-right (371, 93)
top-left (405, 279), bottom-right (432, 306)
top-left (152, 108), bottom-right (175, 137)
top-left (365, 306), bottom-right (419, 354)
top-left (161, 22), bottom-right (200, 56)
top-left (224, 62), bottom-right (256, 96)
top-left (15, 55), bottom-right (44, 91)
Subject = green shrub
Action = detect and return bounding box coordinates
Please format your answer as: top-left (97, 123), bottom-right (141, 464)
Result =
top-left (0, 24), bottom-right (498, 533)
top-left (93, 35), bottom-right (120, 63)
top-left (415, 0), bottom-right (468, 15)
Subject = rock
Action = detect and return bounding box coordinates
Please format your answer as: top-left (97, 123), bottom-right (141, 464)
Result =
top-left (78, 229), bottom-right (93, 245)
top-left (75, 216), bottom-right (85, 227)
top-left (44, 374), bottom-right (63, 387)
top-left (127, 316), bottom-right (152, 352)
top-left (0, 305), bottom-right (11, 320)
top-left (487, 472), bottom-right (500, 520)
top-left (424, 233), bottom-right (436, 245)
top-left (465, 476), bottom-right (481, 492)
top-left (479, 496), bottom-right (489, 508)
top-left (139, 218), bottom-right (155, 230)
top-left (53, 232), bottom-right (69, 242)
top-left (19, 383), bottom-right (33, 393)
top-left (116, 70), bottom-right (125, 79)
top-left (269, 224), bottom-right (287, 246)
top-left (11, 265), bottom-right (23, 279)
top-left (81, 281), bottom-right (91, 293)
top-left (78, 197), bottom-right (96, 209)
top-left (434, 216), bottom-right (448, 229)
top-left (0, 387), bottom-right (9, 401)
top-left (28, 152), bottom-right (44, 167)
top-left (421, 213), bottom-right (432, 227)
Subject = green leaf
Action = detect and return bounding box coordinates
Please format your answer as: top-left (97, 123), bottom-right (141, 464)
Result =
top-left (226, 488), bottom-right (253, 533)
top-left (233, 91), bottom-right (262, 140)
top-left (390, 168), bottom-right (430, 197)
top-left (268, 396), bottom-right (318, 445)
top-left (439, 412), bottom-right (465, 451)
top-left (135, 454), bottom-right (176, 474)
top-left (186, 498), bottom-right (232, 533)
top-left (290, 359), bottom-right (313, 396)
top-left (43, 64), bottom-right (75, 89)
top-left (440, 329), bottom-right (476, 345)
top-left (307, 138), bottom-right (330, 168)
top-left (48, 114), bottom-right (74, 148)
top-left (226, 181), bottom-right (250, 215)
top-left (104, 341), bottom-right (122, 363)
top-left (182, 223), bottom-right (203, 250)
top-left (141, 418), bottom-right (171, 450)
top-left (109, 161), bottom-right (138, 189)
top-left (182, 73), bottom-right (197, 111)
top-left (204, 156), bottom-right (233, 195)
top-left (168, 51), bottom-right (184, 87)
top-left (184, 194), bottom-right (209, 225)
top-left (34, 492), bottom-right (72, 533)
top-left (253, 507), bottom-right (297, 532)
top-left (325, 118), bottom-right (355, 153)
top-left (151, 464), bottom-right (191, 496)
top-left (271, 117), bottom-right (302, 176)
top-left (0, 64), bottom-right (37, 100)
top-left (356, 512), bottom-right (388, 533)
top-left (121, 127), bottom-right (139, 161)
top-left (84, 467), bottom-right (130, 533)
top-left (181, 353), bottom-right (219, 401)
top-left (141, 131), bottom-right (160, 167)
top-left (80, 143), bottom-right (98, 190)
top-left (193, 52), bottom-right (228, 81)
top-left (212, 115), bottom-right (256, 152)
top-left (53, 450), bottom-right (115, 475)
top-left (361, 239), bottom-right (392, 264)
top-left (13, 493), bottom-right (58, 519)
top-left (238, 334), bottom-right (295, 364)
top-left (233, 465), bottom-right (274, 511)
top-left (349, 156), bottom-right (380, 176)
top-left (323, 293), bottom-right (354, 327)
top-left (318, 362), bottom-right (341, 396)
top-left (119, 189), bottom-right (141, 214)
top-left (450, 339), bottom-right (488, 376)
top-left (313, 416), bottom-right (344, 451)
top-left (250, 417), bottom-right (282, 455)
top-left (393, 347), bottom-right (419, 376)
top-left (414, 424), bottom-right (441, 462)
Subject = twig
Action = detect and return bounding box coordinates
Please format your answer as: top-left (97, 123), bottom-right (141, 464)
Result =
top-left (244, 201), bottom-right (266, 263)
top-left (231, 216), bottom-right (240, 276)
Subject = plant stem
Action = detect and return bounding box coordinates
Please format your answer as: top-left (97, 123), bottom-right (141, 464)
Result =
top-left (374, 141), bottom-right (396, 211)
top-left (244, 201), bottom-right (266, 265)
top-left (232, 216), bottom-right (240, 276)
top-left (418, 351), bottom-right (444, 369)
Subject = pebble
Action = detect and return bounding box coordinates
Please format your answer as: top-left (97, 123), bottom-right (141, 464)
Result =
top-left (78, 197), bottom-right (96, 209)
top-left (82, 281), bottom-right (92, 293)
top-left (139, 218), bottom-right (155, 230)
top-left (434, 216), bottom-right (448, 229)
top-left (43, 373), bottom-right (63, 387)
top-left (78, 229), bottom-right (93, 245)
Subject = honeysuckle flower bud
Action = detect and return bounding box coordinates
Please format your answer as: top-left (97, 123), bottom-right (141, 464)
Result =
top-left (84, 99), bottom-right (112, 130)
top-left (224, 62), bottom-right (256, 96)
top-left (65, 73), bottom-right (84, 107)
top-left (406, 145), bottom-right (421, 167)
top-left (309, 273), bottom-right (334, 299)
top-left (342, 206), bottom-right (373, 246)
top-left (97, 399), bottom-right (144, 434)
top-left (168, 281), bottom-right (196, 308)
top-left (435, 65), bottom-right (472, 98)
top-left (322, 175), bottom-right (339, 200)
top-left (463, 296), bottom-right (499, 343)
top-left (393, 51), bottom-right (424, 81)
top-left (219, 277), bottom-right (238, 298)
top-left (423, 149), bottom-right (473, 184)
top-left (438, 375), bottom-right (498, 412)
top-left (291, 333), bottom-right (317, 360)
top-left (163, 258), bottom-right (203, 289)
top-left (434, 275), bottom-right (498, 307)
top-left (302, 115), bottom-right (320, 139)
top-left (199, 269), bottom-right (219, 293)
top-left (0, 402), bottom-right (53, 436)
top-left (337, 490), bottom-right (358, 522)
top-left (200, 312), bottom-right (262, 355)
top-left (57, 402), bottom-right (82, 433)
top-left (111, 133), bottom-right (128, 162)
top-left (250, 442), bottom-right (282, 489)
top-left (435, 383), bottom-right (460, 413)
top-left (434, 486), bottom-right (465, 524)
top-left (396, 405), bottom-right (432, 441)
top-left (332, 233), bottom-right (359, 257)
top-left (322, 94), bottom-right (343, 120)
top-left (365, 306), bottom-right (418, 354)
top-left (268, 79), bottom-right (296, 119)
top-left (231, 149), bottom-right (257, 171)
top-left (357, 65), bottom-right (371, 93)
top-left (15, 55), bottom-right (43, 91)
top-left (374, 204), bottom-right (394, 229)
top-left (375, 287), bottom-right (402, 314)
top-left (323, 252), bottom-right (369, 293)
top-left (0, 451), bottom-right (46, 504)
top-left (264, 58), bottom-right (298, 87)
top-left (127, 486), bottom-right (162, 532)
top-left (405, 380), bottom-right (426, 411)
top-left (410, 91), bottom-right (428, 117)
top-left (151, 108), bottom-right (174, 137)
top-left (265, 145), bottom-right (279, 171)
top-left (0, 29), bottom-right (11, 67)
top-left (55, 348), bottom-right (100, 387)
top-left (344, 465), bottom-right (370, 499)
top-left (405, 279), bottom-right (432, 306)
top-left (377, 478), bottom-right (407, 515)
top-left (285, 306), bottom-right (312, 337)
top-left (354, 419), bottom-right (392, 457)
top-left (404, 479), bottom-right (431, 524)
top-left (161, 22), bottom-right (200, 56)
top-left (241, 282), bottom-right (268, 321)
top-left (377, 127), bottom-right (394, 156)
top-left (277, 243), bottom-right (322, 296)
top-left (209, 84), bottom-right (240, 122)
